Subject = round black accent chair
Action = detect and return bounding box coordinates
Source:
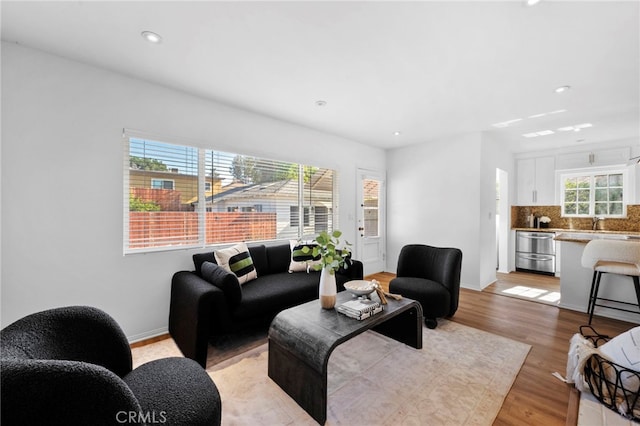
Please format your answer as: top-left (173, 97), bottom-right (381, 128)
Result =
top-left (1, 306), bottom-right (221, 426)
top-left (390, 244), bottom-right (463, 329)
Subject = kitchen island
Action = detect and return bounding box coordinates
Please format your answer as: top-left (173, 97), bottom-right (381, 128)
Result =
top-left (555, 231), bottom-right (640, 324)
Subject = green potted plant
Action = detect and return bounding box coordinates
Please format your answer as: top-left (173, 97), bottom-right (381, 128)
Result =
top-left (302, 230), bottom-right (351, 309)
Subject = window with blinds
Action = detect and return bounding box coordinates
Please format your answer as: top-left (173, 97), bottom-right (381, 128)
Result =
top-left (124, 134), bottom-right (338, 253)
top-left (126, 138), bottom-right (199, 251)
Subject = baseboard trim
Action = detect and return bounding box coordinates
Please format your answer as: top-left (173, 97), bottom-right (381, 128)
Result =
top-left (127, 327), bottom-right (169, 347)
top-left (129, 332), bottom-right (170, 348)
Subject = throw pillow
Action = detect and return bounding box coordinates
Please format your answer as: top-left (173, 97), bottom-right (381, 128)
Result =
top-left (201, 261), bottom-right (242, 306)
top-left (214, 242), bottom-right (258, 284)
top-left (599, 326), bottom-right (640, 371)
top-left (288, 240), bottom-right (321, 273)
top-left (597, 327), bottom-right (640, 417)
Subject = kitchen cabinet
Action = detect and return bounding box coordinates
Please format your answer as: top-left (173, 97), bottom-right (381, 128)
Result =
top-left (556, 147), bottom-right (630, 170)
top-left (516, 156), bottom-right (555, 205)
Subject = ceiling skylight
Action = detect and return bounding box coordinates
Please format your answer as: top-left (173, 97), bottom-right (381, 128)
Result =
top-left (528, 109), bottom-right (567, 119)
top-left (491, 118), bottom-right (522, 128)
top-left (522, 130), bottom-right (555, 138)
top-left (492, 109), bottom-right (567, 129)
top-left (522, 122), bottom-right (593, 138)
top-left (557, 123), bottom-right (593, 132)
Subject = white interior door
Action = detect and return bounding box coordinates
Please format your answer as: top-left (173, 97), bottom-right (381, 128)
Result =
top-left (355, 169), bottom-right (385, 276)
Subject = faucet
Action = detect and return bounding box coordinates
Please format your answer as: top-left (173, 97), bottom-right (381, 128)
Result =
top-left (592, 216), bottom-right (603, 231)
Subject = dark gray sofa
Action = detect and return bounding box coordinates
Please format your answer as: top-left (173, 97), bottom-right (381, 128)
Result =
top-left (169, 242), bottom-right (363, 367)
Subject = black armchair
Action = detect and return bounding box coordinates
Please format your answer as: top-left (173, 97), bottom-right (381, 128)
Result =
top-left (1, 306), bottom-right (221, 426)
top-left (389, 244), bottom-right (462, 329)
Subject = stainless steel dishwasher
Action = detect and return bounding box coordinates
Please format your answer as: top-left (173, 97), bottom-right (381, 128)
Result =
top-left (515, 231), bottom-right (556, 275)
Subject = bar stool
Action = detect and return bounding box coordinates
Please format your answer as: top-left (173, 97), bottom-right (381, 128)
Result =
top-left (581, 239), bottom-right (640, 324)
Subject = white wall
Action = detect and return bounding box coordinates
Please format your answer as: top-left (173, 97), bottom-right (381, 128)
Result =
top-left (386, 132), bottom-right (483, 290)
top-left (0, 42), bottom-right (386, 340)
top-left (386, 131), bottom-right (515, 291)
top-left (479, 133), bottom-right (516, 287)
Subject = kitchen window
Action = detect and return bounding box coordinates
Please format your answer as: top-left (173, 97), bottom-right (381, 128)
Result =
top-left (561, 169), bottom-right (627, 217)
top-left (124, 131), bottom-right (338, 253)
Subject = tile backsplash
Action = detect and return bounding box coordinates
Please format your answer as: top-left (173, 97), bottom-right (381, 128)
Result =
top-left (511, 204), bottom-right (640, 232)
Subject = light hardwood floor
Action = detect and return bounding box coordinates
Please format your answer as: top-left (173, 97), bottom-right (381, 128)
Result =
top-left (369, 271), bottom-right (635, 425)
top-left (135, 272), bottom-right (632, 424)
top-left (484, 271), bottom-right (561, 307)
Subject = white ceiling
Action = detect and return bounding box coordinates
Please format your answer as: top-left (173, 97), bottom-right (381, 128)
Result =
top-left (2, 1), bottom-right (639, 153)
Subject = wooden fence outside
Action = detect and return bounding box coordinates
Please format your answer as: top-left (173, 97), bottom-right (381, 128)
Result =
top-left (128, 211), bottom-right (277, 249)
top-left (130, 187), bottom-right (186, 211)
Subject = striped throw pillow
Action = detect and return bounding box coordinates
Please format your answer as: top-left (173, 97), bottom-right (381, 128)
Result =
top-left (214, 242), bottom-right (257, 284)
top-left (289, 240), bottom-right (321, 273)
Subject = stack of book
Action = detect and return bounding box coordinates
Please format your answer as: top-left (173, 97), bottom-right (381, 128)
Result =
top-left (337, 299), bottom-right (383, 320)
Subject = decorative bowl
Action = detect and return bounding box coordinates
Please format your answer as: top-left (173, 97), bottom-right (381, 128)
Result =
top-left (344, 280), bottom-right (375, 296)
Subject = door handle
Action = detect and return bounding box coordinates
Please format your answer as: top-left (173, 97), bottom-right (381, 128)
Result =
top-left (358, 227), bottom-right (364, 231)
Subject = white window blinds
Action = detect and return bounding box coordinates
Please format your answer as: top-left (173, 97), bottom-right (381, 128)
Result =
top-left (126, 138), bottom-right (199, 251)
top-left (124, 133), bottom-right (338, 253)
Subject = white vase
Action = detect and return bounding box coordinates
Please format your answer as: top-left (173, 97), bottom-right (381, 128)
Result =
top-left (319, 266), bottom-right (337, 309)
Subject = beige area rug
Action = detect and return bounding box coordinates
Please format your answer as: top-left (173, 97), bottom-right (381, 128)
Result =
top-left (132, 320), bottom-right (530, 425)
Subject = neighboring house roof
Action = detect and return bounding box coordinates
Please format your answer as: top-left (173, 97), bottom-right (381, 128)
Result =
top-left (207, 180), bottom-right (295, 204)
top-left (190, 177), bottom-right (333, 206)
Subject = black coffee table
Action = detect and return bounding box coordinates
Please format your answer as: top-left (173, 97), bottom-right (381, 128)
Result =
top-left (268, 291), bottom-right (423, 424)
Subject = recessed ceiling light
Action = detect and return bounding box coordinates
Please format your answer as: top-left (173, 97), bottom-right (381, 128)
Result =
top-left (555, 85), bottom-right (571, 93)
top-left (315, 100), bottom-right (327, 107)
top-left (141, 31), bottom-right (162, 44)
top-left (393, 131), bottom-right (402, 136)
top-left (577, 139), bottom-right (585, 143)
top-left (526, 0), bottom-right (541, 6)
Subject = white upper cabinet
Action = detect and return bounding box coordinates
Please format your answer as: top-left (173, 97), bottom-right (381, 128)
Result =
top-left (516, 156), bottom-right (555, 206)
top-left (556, 147), bottom-right (631, 170)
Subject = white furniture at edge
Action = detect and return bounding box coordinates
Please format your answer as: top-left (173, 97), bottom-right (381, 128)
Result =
top-left (556, 232), bottom-right (640, 324)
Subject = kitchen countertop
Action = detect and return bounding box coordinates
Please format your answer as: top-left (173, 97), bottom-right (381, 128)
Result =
top-left (512, 228), bottom-right (640, 243)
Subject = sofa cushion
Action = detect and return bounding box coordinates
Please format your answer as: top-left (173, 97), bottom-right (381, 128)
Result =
top-left (201, 262), bottom-right (242, 306)
top-left (214, 242), bottom-right (258, 284)
top-left (266, 244), bottom-right (292, 275)
top-left (193, 252), bottom-right (216, 277)
top-left (232, 272), bottom-right (320, 320)
top-left (247, 245), bottom-right (269, 277)
top-left (288, 241), bottom-right (321, 273)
